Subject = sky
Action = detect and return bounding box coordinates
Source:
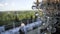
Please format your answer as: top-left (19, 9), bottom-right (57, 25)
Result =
top-left (0, 0), bottom-right (42, 11)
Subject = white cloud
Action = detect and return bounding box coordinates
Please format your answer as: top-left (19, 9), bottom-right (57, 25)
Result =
top-left (0, 3), bottom-right (8, 7)
top-left (11, 2), bottom-right (15, 6)
top-left (0, 3), bottom-right (4, 7)
top-left (4, 3), bottom-right (8, 6)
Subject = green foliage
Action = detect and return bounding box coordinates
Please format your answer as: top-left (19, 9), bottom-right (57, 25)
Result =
top-left (0, 11), bottom-right (35, 25)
